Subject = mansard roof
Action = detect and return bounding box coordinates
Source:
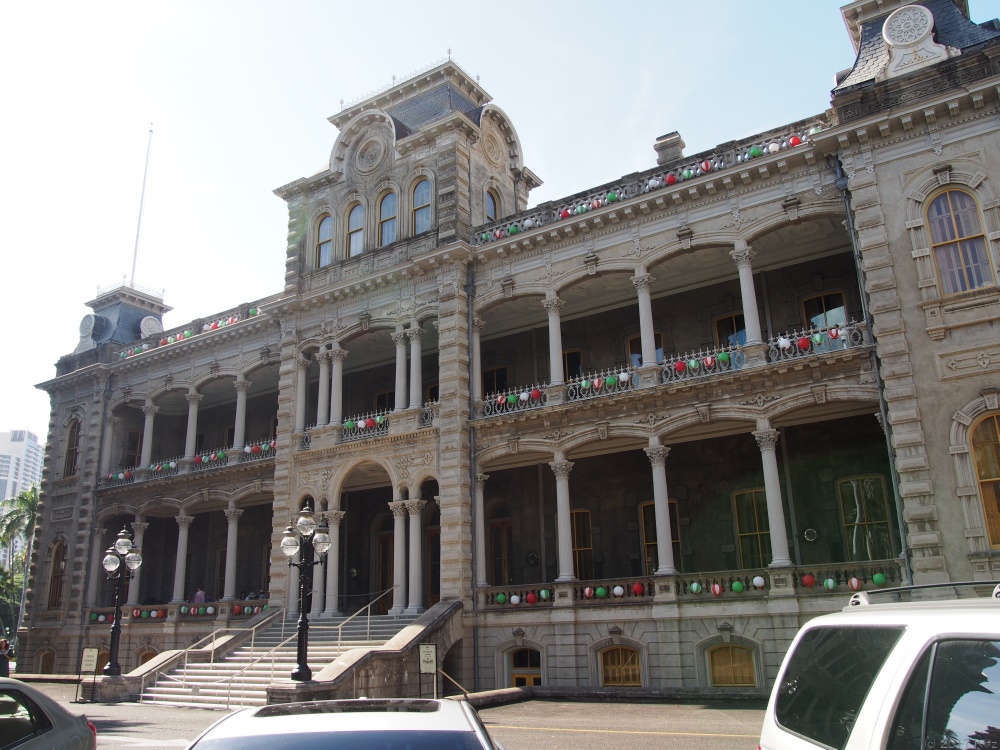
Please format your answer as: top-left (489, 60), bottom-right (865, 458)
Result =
top-left (386, 83), bottom-right (483, 139)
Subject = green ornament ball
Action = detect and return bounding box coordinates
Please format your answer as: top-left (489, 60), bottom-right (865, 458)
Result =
top-left (872, 572), bottom-right (887, 586)
top-left (481, 233), bottom-right (490, 241)
top-left (90, 612), bottom-right (98, 621)
top-left (606, 191), bottom-right (618, 202)
top-left (682, 169), bottom-right (694, 179)
top-left (717, 351), bottom-right (731, 363)
top-left (508, 224), bottom-right (519, 235)
top-left (141, 610), bottom-right (150, 618)
top-left (506, 393), bottom-right (518, 404)
top-left (345, 420), bottom-right (356, 429)
top-left (595, 586), bottom-right (607, 598)
top-left (581, 379), bottom-right (591, 389)
top-left (180, 606), bottom-right (189, 614)
top-left (604, 376), bottom-right (615, 387)
top-left (495, 593), bottom-right (507, 604)
top-left (749, 146), bottom-right (763, 158)
top-left (812, 333), bottom-right (824, 344)
top-left (731, 581), bottom-right (744, 593)
top-left (539, 589), bottom-right (550, 601)
top-left (198, 606), bottom-right (207, 615)
top-left (262, 605), bottom-right (268, 610)
top-left (689, 582), bottom-right (702, 594)
top-left (823, 578), bottom-right (837, 591)
top-left (375, 415), bottom-right (384, 424)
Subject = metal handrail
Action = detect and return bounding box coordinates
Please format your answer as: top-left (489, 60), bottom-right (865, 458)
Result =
top-left (336, 588), bottom-right (395, 652)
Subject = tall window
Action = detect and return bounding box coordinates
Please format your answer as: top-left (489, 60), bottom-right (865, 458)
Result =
top-left (510, 648), bottom-right (541, 687)
top-left (972, 414), bottom-right (1000, 548)
top-left (601, 647), bottom-right (641, 686)
top-left (639, 500), bottom-right (681, 575)
top-left (488, 503), bottom-right (512, 586)
top-left (374, 390), bottom-right (395, 413)
top-left (482, 366), bottom-right (508, 396)
top-left (63, 419), bottom-right (80, 477)
top-left (733, 489), bottom-right (771, 569)
top-left (571, 509), bottom-right (593, 580)
top-left (124, 430), bottom-right (143, 467)
top-left (316, 215), bottom-right (333, 268)
top-left (627, 332), bottom-right (663, 368)
top-left (347, 204), bottom-right (364, 257)
top-left (485, 190), bottom-right (498, 223)
top-left (48, 542), bottom-right (66, 609)
top-left (927, 189), bottom-right (992, 295)
top-left (837, 476), bottom-right (893, 561)
top-left (803, 292), bottom-right (847, 330)
top-left (378, 193), bottom-right (397, 247)
top-left (412, 179), bottom-right (432, 235)
top-left (715, 313), bottom-right (746, 347)
top-left (563, 349), bottom-right (583, 380)
top-left (709, 645), bottom-right (756, 687)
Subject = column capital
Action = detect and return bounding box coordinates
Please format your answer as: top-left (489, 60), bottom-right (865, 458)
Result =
top-left (644, 446), bottom-right (671, 466)
top-left (391, 331), bottom-right (408, 346)
top-left (92, 526), bottom-right (106, 540)
top-left (631, 273), bottom-right (654, 294)
top-left (753, 428), bottom-right (780, 451)
top-left (549, 459), bottom-right (574, 478)
top-left (472, 317), bottom-right (484, 333)
top-left (474, 473), bottom-right (489, 491)
top-left (388, 500), bottom-right (409, 518)
top-left (297, 356), bottom-right (312, 371)
top-left (142, 403), bottom-right (159, 417)
top-left (314, 349), bottom-right (331, 364)
top-left (730, 243), bottom-right (756, 268)
top-left (224, 508), bottom-right (244, 523)
top-left (185, 392), bottom-right (203, 406)
top-left (405, 499), bottom-right (427, 516)
top-left (175, 514), bottom-right (195, 530)
top-left (407, 326), bottom-right (424, 342)
top-left (234, 379), bottom-right (253, 394)
top-left (326, 510), bottom-right (346, 527)
top-left (330, 347), bottom-right (349, 363)
top-left (542, 297), bottom-right (565, 314)
top-left (130, 521), bottom-right (149, 536)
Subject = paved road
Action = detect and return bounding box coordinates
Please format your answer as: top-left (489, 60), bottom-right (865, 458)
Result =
top-left (29, 682), bottom-right (766, 749)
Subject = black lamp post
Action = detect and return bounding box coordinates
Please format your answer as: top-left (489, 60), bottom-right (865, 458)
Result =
top-left (281, 504), bottom-right (330, 681)
top-left (102, 527), bottom-right (142, 677)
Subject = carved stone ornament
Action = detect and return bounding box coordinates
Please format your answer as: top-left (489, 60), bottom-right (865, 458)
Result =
top-left (355, 137), bottom-right (386, 174)
top-left (882, 5), bottom-right (950, 80)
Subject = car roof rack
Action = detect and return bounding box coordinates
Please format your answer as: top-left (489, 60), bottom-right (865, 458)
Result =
top-left (847, 580), bottom-right (1000, 607)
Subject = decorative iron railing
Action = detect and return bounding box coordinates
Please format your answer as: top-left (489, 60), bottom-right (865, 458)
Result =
top-left (103, 465), bottom-right (140, 487)
top-left (241, 437), bottom-right (276, 462)
top-left (193, 448), bottom-right (229, 470)
top-left (767, 321), bottom-right (867, 363)
top-left (565, 368), bottom-right (635, 402)
top-left (661, 344), bottom-right (744, 384)
top-left (341, 411), bottom-right (390, 441)
top-left (482, 384), bottom-right (547, 416)
top-left (147, 455), bottom-right (182, 478)
top-left (419, 403), bottom-right (438, 429)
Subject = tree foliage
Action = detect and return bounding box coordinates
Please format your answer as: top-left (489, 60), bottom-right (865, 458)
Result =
top-left (0, 486), bottom-right (38, 547)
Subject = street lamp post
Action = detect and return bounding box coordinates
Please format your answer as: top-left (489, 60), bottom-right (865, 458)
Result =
top-left (102, 527), bottom-right (142, 677)
top-left (281, 503), bottom-right (331, 681)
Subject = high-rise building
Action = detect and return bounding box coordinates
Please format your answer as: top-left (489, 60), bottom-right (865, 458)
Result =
top-left (0, 430), bottom-right (43, 570)
top-left (18, 0), bottom-right (1000, 697)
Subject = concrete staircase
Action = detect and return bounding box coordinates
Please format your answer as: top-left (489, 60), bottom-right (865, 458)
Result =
top-left (140, 613), bottom-right (416, 709)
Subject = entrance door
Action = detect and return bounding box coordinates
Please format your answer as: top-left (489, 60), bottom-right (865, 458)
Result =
top-left (425, 526), bottom-right (440, 608)
top-left (374, 527), bottom-right (393, 615)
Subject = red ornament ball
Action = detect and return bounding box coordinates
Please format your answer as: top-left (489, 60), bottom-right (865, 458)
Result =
top-left (674, 361), bottom-right (686, 373)
top-left (848, 577), bottom-right (862, 591)
top-left (631, 582), bottom-right (644, 596)
top-left (829, 327), bottom-right (840, 339)
top-left (525, 592), bottom-right (538, 604)
top-left (583, 587), bottom-right (594, 599)
top-left (133, 609), bottom-right (141, 618)
top-left (711, 583), bottom-right (723, 597)
top-left (797, 336), bottom-right (811, 350)
top-left (802, 574), bottom-right (816, 587)
top-left (700, 160), bottom-right (713, 173)
top-left (789, 135), bottom-right (802, 147)
top-left (251, 444), bottom-right (261, 453)
top-left (233, 605), bottom-right (242, 614)
top-left (530, 388), bottom-right (542, 400)
top-left (665, 173), bottom-right (677, 185)
top-left (560, 209), bottom-right (572, 219)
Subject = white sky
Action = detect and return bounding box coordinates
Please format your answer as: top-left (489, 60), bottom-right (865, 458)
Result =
top-left (1, 0), bottom-right (934, 441)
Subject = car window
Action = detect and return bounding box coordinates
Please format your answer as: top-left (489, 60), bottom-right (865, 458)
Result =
top-left (0, 688), bottom-right (54, 748)
top-left (888, 639), bottom-right (1000, 750)
top-left (775, 625), bottom-right (905, 750)
top-left (192, 729), bottom-right (488, 750)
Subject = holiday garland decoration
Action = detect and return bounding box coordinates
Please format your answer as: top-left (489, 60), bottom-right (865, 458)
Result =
top-left (119, 308), bottom-right (263, 359)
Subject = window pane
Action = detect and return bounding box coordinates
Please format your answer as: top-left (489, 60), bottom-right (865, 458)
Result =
top-left (486, 191), bottom-right (497, 223)
top-left (926, 640), bottom-right (1000, 749)
top-left (716, 314), bottom-right (746, 347)
top-left (887, 648), bottom-right (931, 750)
top-left (973, 415), bottom-right (1000, 547)
top-left (928, 194), bottom-right (956, 244)
top-left (961, 238), bottom-right (990, 288)
top-left (380, 193), bottom-right (396, 221)
top-left (935, 244), bottom-right (965, 294)
top-left (379, 218), bottom-right (396, 247)
top-left (348, 231), bottom-right (364, 257)
top-left (348, 205), bottom-right (364, 231)
top-left (413, 180), bottom-right (432, 234)
top-left (950, 191), bottom-right (983, 238)
top-left (414, 206), bottom-right (431, 235)
top-left (776, 626), bottom-right (905, 750)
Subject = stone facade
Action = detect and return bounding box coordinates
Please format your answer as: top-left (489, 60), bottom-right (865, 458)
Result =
top-left (20, 3), bottom-right (1000, 695)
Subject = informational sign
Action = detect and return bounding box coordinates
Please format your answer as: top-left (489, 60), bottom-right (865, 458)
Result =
top-left (418, 644), bottom-right (436, 675)
top-left (80, 648), bottom-right (99, 674)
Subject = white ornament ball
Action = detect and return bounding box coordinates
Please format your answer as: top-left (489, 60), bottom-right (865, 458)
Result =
top-left (768, 142), bottom-right (780, 153)
top-left (523, 218), bottom-right (535, 229)
top-left (618, 372), bottom-right (629, 382)
top-left (519, 391), bottom-right (529, 402)
top-left (98, 615), bottom-right (106, 622)
top-left (244, 445), bottom-right (252, 453)
top-left (169, 461), bottom-right (177, 469)
top-left (510, 595), bottom-right (521, 605)
top-left (778, 336), bottom-right (791, 350)
top-left (613, 585), bottom-right (625, 597)
top-left (752, 575), bottom-right (766, 589)
top-left (206, 606), bottom-right (215, 615)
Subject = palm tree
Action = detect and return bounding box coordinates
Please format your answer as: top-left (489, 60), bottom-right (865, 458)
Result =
top-left (0, 486), bottom-right (39, 547)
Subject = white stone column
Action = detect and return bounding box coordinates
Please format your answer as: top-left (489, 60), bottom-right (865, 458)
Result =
top-left (329, 346), bottom-right (348, 426)
top-left (543, 295), bottom-right (566, 385)
top-left (323, 510), bottom-right (345, 617)
top-left (551, 456), bottom-right (576, 581)
top-left (754, 425), bottom-right (793, 567)
top-left (87, 527), bottom-right (105, 606)
top-left (294, 356), bottom-right (309, 432)
top-left (392, 329), bottom-right (408, 411)
top-left (474, 473), bottom-right (489, 586)
top-left (100, 416), bottom-right (116, 476)
top-left (287, 550), bottom-right (300, 615)
top-left (731, 241), bottom-right (763, 345)
top-left (126, 520), bottom-right (149, 605)
top-left (471, 318), bottom-right (483, 402)
top-left (316, 350), bottom-right (330, 427)
top-left (644, 444), bottom-right (677, 575)
top-left (405, 499), bottom-right (427, 614)
top-left (171, 514), bottom-right (194, 603)
top-left (232, 379), bottom-right (251, 450)
top-left (184, 393), bottom-right (202, 459)
top-left (222, 506), bottom-right (243, 600)
top-left (310, 537), bottom-right (325, 618)
top-left (408, 325), bottom-right (424, 409)
top-left (632, 270), bottom-right (658, 366)
top-left (140, 402), bottom-right (157, 468)
top-left (389, 500), bottom-right (408, 614)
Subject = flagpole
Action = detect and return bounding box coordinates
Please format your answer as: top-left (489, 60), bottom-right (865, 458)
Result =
top-left (130, 124), bottom-right (153, 288)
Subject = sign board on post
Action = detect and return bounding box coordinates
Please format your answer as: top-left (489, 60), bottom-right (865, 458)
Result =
top-left (418, 644), bottom-right (436, 675)
top-left (80, 648), bottom-right (99, 674)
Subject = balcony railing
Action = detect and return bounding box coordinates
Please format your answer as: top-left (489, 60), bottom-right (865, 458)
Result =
top-left (767, 320), bottom-right (867, 363)
top-left (148, 455), bottom-right (182, 478)
top-left (661, 344), bottom-right (744, 384)
top-left (419, 403), bottom-right (438, 429)
top-left (241, 437), bottom-right (276, 462)
top-left (193, 448), bottom-right (229, 471)
top-left (104, 465), bottom-right (140, 486)
top-left (565, 368), bottom-right (635, 402)
top-left (341, 411), bottom-right (390, 442)
top-left (482, 384), bottom-right (547, 417)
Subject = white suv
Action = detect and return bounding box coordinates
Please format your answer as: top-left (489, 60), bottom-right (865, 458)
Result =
top-left (759, 581), bottom-right (1000, 750)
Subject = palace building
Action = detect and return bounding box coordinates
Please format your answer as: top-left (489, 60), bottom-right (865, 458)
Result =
top-left (20, 0), bottom-right (1000, 696)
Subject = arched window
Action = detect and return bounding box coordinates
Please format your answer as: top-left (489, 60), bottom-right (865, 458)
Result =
top-left (485, 190), bottom-right (498, 223)
top-left (927, 189), bottom-right (992, 295)
top-left (378, 193), bottom-right (397, 247)
top-left (412, 179), bottom-right (432, 235)
top-left (708, 644), bottom-right (756, 687)
top-left (63, 419), bottom-right (80, 477)
top-left (347, 205), bottom-right (364, 257)
top-left (47, 542), bottom-right (66, 609)
top-left (601, 646), bottom-right (641, 686)
top-left (971, 413), bottom-right (1000, 548)
top-left (316, 215), bottom-right (334, 268)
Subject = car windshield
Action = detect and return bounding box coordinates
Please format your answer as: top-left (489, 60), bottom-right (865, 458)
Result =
top-left (192, 730), bottom-right (487, 750)
top-left (775, 625), bottom-right (905, 750)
